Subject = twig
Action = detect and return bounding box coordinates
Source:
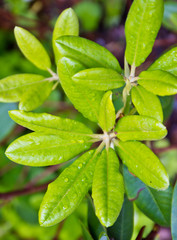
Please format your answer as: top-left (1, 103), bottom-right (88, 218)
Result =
top-left (129, 188), bottom-right (145, 201)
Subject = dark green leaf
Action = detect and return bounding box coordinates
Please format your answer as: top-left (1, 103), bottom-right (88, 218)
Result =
top-left (123, 166), bottom-right (172, 227)
top-left (172, 181), bottom-right (177, 240)
top-left (107, 196), bottom-right (134, 240)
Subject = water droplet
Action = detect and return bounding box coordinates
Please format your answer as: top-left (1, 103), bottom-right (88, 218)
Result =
top-left (77, 140), bottom-right (84, 144)
top-left (136, 165), bottom-right (138, 168)
top-left (63, 205), bottom-right (68, 210)
top-left (64, 178), bottom-right (69, 182)
top-left (82, 178), bottom-right (86, 182)
top-left (78, 163), bottom-right (83, 169)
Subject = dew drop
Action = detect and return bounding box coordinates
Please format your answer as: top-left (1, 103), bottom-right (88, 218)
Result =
top-left (78, 163), bottom-right (83, 169)
top-left (77, 140), bottom-right (84, 144)
top-left (82, 178), bottom-right (86, 182)
top-left (64, 178), bottom-right (69, 182)
top-left (63, 205), bottom-right (68, 210)
top-left (135, 165), bottom-right (138, 168)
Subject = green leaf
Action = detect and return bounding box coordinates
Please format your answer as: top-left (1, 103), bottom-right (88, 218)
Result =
top-left (148, 47), bottom-right (177, 76)
top-left (123, 166), bottom-right (172, 227)
top-left (98, 91), bottom-right (116, 132)
top-left (0, 74), bottom-right (46, 102)
top-left (58, 57), bottom-right (104, 122)
top-left (107, 196), bottom-right (134, 240)
top-left (115, 115), bottom-right (167, 141)
top-left (9, 110), bottom-right (93, 140)
top-left (131, 85), bottom-right (163, 122)
top-left (138, 70), bottom-right (177, 96)
top-left (80, 222), bottom-right (94, 240)
top-left (92, 148), bottom-right (124, 227)
top-left (55, 36), bottom-right (121, 72)
top-left (14, 27), bottom-right (51, 70)
top-left (19, 81), bottom-right (53, 111)
top-left (53, 8), bottom-right (79, 64)
top-left (5, 132), bottom-right (91, 166)
top-left (115, 141), bottom-right (169, 190)
top-left (125, 0), bottom-right (164, 67)
top-left (87, 197), bottom-right (106, 240)
top-left (0, 103), bottom-right (17, 141)
top-left (172, 181), bottom-right (177, 239)
top-left (99, 232), bottom-right (109, 240)
top-left (72, 68), bottom-right (125, 91)
top-left (39, 150), bottom-right (99, 226)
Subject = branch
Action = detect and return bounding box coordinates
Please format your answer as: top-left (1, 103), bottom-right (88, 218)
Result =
top-left (0, 182), bottom-right (51, 200)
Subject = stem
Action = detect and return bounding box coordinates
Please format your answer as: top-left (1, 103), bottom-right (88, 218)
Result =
top-left (124, 57), bottom-right (130, 78)
top-left (47, 68), bottom-right (59, 82)
top-left (130, 62), bottom-right (136, 77)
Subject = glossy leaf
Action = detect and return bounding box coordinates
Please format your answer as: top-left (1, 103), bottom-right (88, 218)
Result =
top-left (39, 150), bottom-right (99, 226)
top-left (0, 74), bottom-right (45, 102)
top-left (9, 110), bottom-right (93, 140)
top-left (172, 181), bottom-right (177, 240)
top-left (92, 148), bottom-right (124, 227)
top-left (55, 36), bottom-right (121, 72)
top-left (72, 68), bottom-right (125, 91)
top-left (53, 8), bottom-right (79, 63)
top-left (19, 81), bottom-right (53, 111)
top-left (87, 197), bottom-right (106, 240)
top-left (125, 0), bottom-right (164, 66)
top-left (58, 57), bottom-right (104, 122)
top-left (115, 115), bottom-right (167, 141)
top-left (5, 132), bottom-right (91, 166)
top-left (148, 46), bottom-right (177, 76)
top-left (138, 70), bottom-right (177, 96)
top-left (116, 141), bottom-right (169, 190)
top-left (99, 232), bottom-right (109, 240)
top-left (123, 166), bottom-right (172, 227)
top-left (99, 91), bottom-right (116, 132)
top-left (80, 222), bottom-right (94, 240)
top-left (14, 27), bottom-right (51, 70)
top-left (107, 196), bottom-right (134, 240)
top-left (131, 85), bottom-right (163, 122)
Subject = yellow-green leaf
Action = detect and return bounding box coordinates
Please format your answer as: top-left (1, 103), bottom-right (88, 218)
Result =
top-left (55, 36), bottom-right (121, 72)
top-left (5, 132), bottom-right (91, 166)
top-left (58, 57), bottom-right (104, 122)
top-left (14, 27), bottom-right (51, 70)
top-left (39, 150), bottom-right (99, 226)
top-left (125, 0), bottom-right (164, 67)
top-left (98, 91), bottom-right (116, 132)
top-left (53, 8), bottom-right (79, 64)
top-left (115, 115), bottom-right (167, 141)
top-left (116, 141), bottom-right (169, 190)
top-left (92, 148), bottom-right (124, 227)
top-left (138, 70), bottom-right (177, 96)
top-left (131, 85), bottom-right (163, 122)
top-left (9, 110), bottom-right (93, 140)
top-left (72, 68), bottom-right (125, 91)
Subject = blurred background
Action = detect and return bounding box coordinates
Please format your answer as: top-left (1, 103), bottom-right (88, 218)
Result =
top-left (0, 0), bottom-right (177, 239)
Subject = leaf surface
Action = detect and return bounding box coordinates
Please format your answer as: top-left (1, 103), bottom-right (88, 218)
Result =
top-left (39, 150), bottom-right (98, 226)
top-left (125, 0), bottom-right (164, 66)
top-left (53, 8), bottom-right (79, 63)
top-left (19, 81), bottom-right (53, 111)
top-left (92, 148), bottom-right (124, 227)
top-left (99, 91), bottom-right (116, 132)
top-left (55, 36), bottom-right (121, 72)
top-left (14, 27), bottom-right (51, 70)
top-left (0, 74), bottom-right (45, 102)
top-left (123, 166), bottom-right (172, 227)
top-left (172, 181), bottom-right (177, 240)
top-left (131, 85), bottom-right (163, 122)
top-left (148, 47), bottom-right (177, 76)
top-left (115, 115), bottom-right (167, 141)
top-left (58, 57), bottom-right (104, 122)
top-left (138, 70), bottom-right (177, 96)
top-left (9, 110), bottom-right (93, 140)
top-left (72, 68), bottom-right (125, 91)
top-left (6, 132), bottom-right (91, 166)
top-left (107, 196), bottom-right (134, 240)
top-left (116, 141), bottom-right (169, 190)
